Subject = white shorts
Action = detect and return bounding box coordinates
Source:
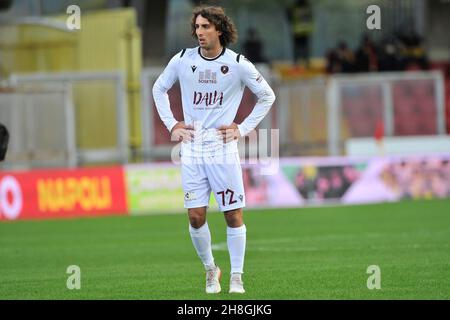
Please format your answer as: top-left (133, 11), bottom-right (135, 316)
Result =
top-left (181, 153), bottom-right (246, 212)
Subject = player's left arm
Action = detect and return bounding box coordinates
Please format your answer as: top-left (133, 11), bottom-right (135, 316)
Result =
top-left (218, 56), bottom-right (275, 142)
top-left (236, 57), bottom-right (276, 137)
top-left (219, 56), bottom-right (275, 142)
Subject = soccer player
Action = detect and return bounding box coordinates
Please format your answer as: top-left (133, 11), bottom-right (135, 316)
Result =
top-left (152, 6), bottom-right (275, 294)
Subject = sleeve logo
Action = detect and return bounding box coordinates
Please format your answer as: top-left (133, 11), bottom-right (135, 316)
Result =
top-left (256, 74), bottom-right (263, 83)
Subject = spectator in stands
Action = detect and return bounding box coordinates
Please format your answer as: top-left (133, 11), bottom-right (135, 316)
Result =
top-left (378, 37), bottom-right (404, 72)
top-left (396, 27), bottom-right (429, 70)
top-left (287, 0), bottom-right (314, 64)
top-left (326, 49), bottom-right (340, 73)
top-left (242, 27), bottom-right (268, 64)
top-left (325, 28), bottom-right (433, 75)
top-left (355, 34), bottom-right (378, 72)
top-left (326, 42), bottom-right (355, 74)
top-left (336, 41), bottom-right (356, 73)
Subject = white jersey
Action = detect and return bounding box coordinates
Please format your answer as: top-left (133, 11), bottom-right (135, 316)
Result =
top-left (153, 47), bottom-right (275, 157)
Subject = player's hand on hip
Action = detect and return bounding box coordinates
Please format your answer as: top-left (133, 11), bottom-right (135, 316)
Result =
top-left (217, 123), bottom-right (241, 143)
top-left (171, 121), bottom-right (194, 143)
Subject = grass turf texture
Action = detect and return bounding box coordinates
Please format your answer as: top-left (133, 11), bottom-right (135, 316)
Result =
top-left (0, 199), bottom-right (449, 300)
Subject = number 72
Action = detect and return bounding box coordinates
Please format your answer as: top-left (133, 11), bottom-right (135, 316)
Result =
top-left (216, 189), bottom-right (237, 206)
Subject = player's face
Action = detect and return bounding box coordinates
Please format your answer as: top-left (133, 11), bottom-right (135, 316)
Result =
top-left (195, 15), bottom-right (222, 50)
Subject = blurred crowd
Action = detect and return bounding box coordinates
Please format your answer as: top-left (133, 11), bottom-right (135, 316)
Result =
top-left (326, 32), bottom-right (429, 74)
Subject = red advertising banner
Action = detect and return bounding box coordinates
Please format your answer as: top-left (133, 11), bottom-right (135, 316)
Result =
top-left (0, 167), bottom-right (128, 220)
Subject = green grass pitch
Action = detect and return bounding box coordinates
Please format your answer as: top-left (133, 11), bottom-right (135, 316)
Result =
top-left (0, 199), bottom-right (449, 299)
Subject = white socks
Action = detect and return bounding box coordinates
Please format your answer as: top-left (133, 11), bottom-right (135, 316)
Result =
top-left (227, 224), bottom-right (247, 274)
top-left (189, 222), bottom-right (247, 274)
top-left (189, 222), bottom-right (215, 270)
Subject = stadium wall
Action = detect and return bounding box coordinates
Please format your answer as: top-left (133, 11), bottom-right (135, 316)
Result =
top-left (0, 8), bottom-right (143, 151)
top-left (1, 154), bottom-right (450, 221)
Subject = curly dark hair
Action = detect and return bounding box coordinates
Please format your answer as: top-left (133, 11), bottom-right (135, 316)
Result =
top-left (190, 6), bottom-right (238, 47)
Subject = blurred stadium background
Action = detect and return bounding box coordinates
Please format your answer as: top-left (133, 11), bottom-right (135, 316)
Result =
top-left (0, 0), bottom-right (449, 299)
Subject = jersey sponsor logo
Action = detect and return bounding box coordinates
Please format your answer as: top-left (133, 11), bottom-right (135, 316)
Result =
top-left (191, 65), bottom-right (197, 73)
top-left (221, 65), bottom-right (229, 74)
top-left (193, 90), bottom-right (224, 106)
top-left (198, 69), bottom-right (217, 84)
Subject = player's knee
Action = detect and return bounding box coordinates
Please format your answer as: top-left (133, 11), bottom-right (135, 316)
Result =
top-left (189, 216), bottom-right (206, 229)
top-left (188, 208), bottom-right (206, 228)
top-left (224, 209), bottom-right (243, 227)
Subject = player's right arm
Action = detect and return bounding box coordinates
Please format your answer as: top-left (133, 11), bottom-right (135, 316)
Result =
top-left (152, 51), bottom-right (193, 141)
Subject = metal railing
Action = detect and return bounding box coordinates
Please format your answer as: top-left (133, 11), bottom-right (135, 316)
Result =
top-left (1, 71), bottom-right (128, 168)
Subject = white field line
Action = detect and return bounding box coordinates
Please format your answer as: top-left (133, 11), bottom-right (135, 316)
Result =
top-left (211, 238), bottom-right (319, 252)
top-left (211, 239), bottom-right (440, 252)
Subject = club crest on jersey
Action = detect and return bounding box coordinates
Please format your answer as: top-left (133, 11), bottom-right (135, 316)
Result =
top-left (221, 65), bottom-right (229, 74)
top-left (198, 69), bottom-right (217, 84)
